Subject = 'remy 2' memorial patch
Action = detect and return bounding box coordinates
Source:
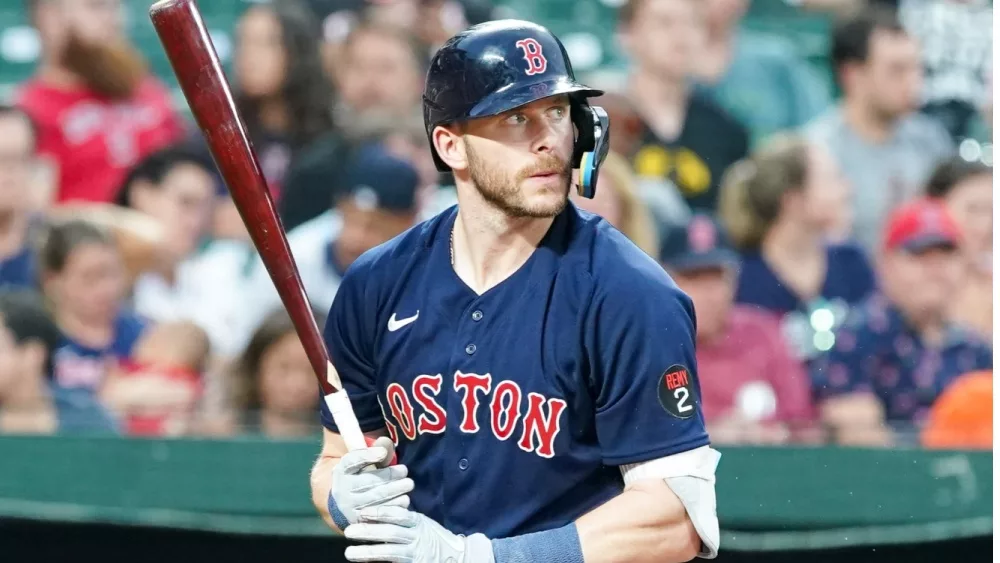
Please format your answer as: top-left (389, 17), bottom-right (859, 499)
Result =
top-left (657, 364), bottom-right (697, 419)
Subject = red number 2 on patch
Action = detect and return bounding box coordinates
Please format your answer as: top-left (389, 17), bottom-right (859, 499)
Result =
top-left (515, 38), bottom-right (547, 76)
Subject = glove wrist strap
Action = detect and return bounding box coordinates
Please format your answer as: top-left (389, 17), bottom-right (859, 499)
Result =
top-left (327, 491), bottom-right (351, 531)
top-left (490, 523), bottom-right (583, 563)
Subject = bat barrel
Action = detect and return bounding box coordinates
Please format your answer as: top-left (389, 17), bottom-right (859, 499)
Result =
top-left (149, 0), bottom-right (334, 393)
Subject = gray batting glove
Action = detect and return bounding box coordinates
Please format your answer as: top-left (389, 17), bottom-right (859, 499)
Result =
top-left (328, 437), bottom-right (414, 530)
top-left (344, 505), bottom-right (495, 563)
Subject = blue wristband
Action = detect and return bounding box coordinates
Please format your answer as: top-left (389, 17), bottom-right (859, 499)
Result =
top-left (327, 491), bottom-right (351, 530)
top-left (491, 523), bottom-right (584, 563)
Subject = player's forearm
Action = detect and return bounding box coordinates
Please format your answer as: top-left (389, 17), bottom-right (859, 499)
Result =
top-left (575, 479), bottom-right (701, 563)
top-left (487, 480), bottom-right (700, 563)
top-left (310, 453), bottom-right (344, 532)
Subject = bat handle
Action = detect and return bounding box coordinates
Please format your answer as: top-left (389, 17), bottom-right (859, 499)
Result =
top-left (324, 390), bottom-right (369, 452)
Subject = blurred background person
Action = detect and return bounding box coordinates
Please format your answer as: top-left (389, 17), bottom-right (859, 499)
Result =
top-left (100, 320), bottom-right (209, 437)
top-left (810, 198), bottom-right (992, 446)
top-left (40, 221), bottom-right (147, 398)
top-left (924, 157), bottom-right (993, 338)
top-left (618, 0), bottom-right (750, 212)
top-left (0, 105), bottom-right (43, 290)
top-left (659, 213), bottom-right (813, 445)
top-left (225, 308), bottom-right (325, 438)
top-left (223, 0), bottom-right (343, 236)
top-left (804, 7), bottom-right (953, 253)
top-left (693, 0), bottom-right (831, 145)
top-left (332, 21), bottom-right (425, 132)
top-left (719, 134), bottom-right (875, 362)
top-left (569, 151), bottom-right (660, 258)
top-left (229, 143), bottom-right (420, 356)
top-left (0, 289), bottom-right (60, 434)
top-left (113, 146), bottom-right (216, 325)
top-left (16, 0), bottom-right (185, 205)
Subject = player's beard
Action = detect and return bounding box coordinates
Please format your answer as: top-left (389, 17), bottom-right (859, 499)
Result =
top-left (466, 143), bottom-right (572, 219)
top-left (60, 31), bottom-right (148, 100)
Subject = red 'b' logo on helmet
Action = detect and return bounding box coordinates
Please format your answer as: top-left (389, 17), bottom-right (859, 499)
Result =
top-left (515, 38), bottom-right (547, 76)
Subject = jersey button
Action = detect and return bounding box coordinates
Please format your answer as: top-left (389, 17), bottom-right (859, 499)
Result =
top-left (472, 310), bottom-right (483, 321)
top-left (465, 344), bottom-right (476, 355)
top-left (458, 458), bottom-right (469, 470)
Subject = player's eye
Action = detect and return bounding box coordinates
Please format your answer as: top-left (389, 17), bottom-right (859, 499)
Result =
top-left (548, 106), bottom-right (567, 119)
top-left (503, 113), bottom-right (528, 126)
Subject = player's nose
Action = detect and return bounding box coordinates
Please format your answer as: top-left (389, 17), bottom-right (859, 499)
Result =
top-left (529, 120), bottom-right (561, 156)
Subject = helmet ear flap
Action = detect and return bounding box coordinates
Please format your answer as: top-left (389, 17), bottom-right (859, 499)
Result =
top-left (571, 103), bottom-right (611, 199)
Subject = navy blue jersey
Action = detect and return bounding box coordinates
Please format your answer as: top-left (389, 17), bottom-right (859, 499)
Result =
top-left (320, 204), bottom-right (709, 538)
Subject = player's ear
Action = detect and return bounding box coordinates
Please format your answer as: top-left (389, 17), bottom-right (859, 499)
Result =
top-left (432, 125), bottom-right (468, 171)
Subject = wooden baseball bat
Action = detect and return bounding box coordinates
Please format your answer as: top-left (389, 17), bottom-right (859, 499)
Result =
top-left (149, 0), bottom-right (367, 452)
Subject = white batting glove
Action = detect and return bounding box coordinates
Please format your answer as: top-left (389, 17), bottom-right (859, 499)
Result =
top-left (344, 505), bottom-right (495, 563)
top-left (328, 437), bottom-right (414, 530)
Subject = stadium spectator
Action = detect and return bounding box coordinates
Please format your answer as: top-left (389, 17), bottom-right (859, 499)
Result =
top-left (692, 0), bottom-right (832, 144)
top-left (224, 0), bottom-right (339, 210)
top-left (227, 308), bottom-right (326, 438)
top-left (719, 134), bottom-right (875, 362)
top-left (0, 105), bottom-right (42, 290)
top-left (100, 321), bottom-right (209, 437)
top-left (40, 221), bottom-right (147, 396)
top-left (114, 146), bottom-right (216, 324)
top-left (804, 7), bottom-right (953, 253)
top-left (16, 0), bottom-right (185, 204)
top-left (659, 214), bottom-right (813, 445)
top-left (925, 157), bottom-right (993, 338)
top-left (0, 290), bottom-right (59, 434)
top-left (333, 21), bottom-right (426, 131)
top-left (618, 0), bottom-right (750, 212)
top-left (811, 198), bottom-right (992, 445)
top-left (570, 152), bottom-right (660, 258)
top-left (231, 143), bottom-right (420, 355)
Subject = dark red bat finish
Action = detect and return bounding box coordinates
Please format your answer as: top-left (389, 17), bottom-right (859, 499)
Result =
top-left (149, 0), bottom-right (334, 394)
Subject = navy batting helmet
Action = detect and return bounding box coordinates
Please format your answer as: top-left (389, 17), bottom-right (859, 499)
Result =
top-left (422, 19), bottom-right (611, 199)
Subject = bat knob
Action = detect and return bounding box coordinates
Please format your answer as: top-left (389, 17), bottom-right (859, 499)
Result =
top-left (365, 435), bottom-right (398, 466)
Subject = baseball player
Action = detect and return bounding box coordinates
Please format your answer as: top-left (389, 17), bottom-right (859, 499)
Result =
top-left (310, 19), bottom-right (721, 563)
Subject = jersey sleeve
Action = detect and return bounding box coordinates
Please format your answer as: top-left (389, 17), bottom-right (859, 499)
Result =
top-left (585, 272), bottom-right (710, 465)
top-left (318, 257), bottom-right (386, 433)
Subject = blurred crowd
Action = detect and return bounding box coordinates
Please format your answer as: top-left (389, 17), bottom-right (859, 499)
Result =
top-left (0, 0), bottom-right (992, 450)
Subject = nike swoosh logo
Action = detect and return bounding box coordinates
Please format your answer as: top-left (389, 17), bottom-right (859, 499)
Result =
top-left (387, 311), bottom-right (419, 332)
